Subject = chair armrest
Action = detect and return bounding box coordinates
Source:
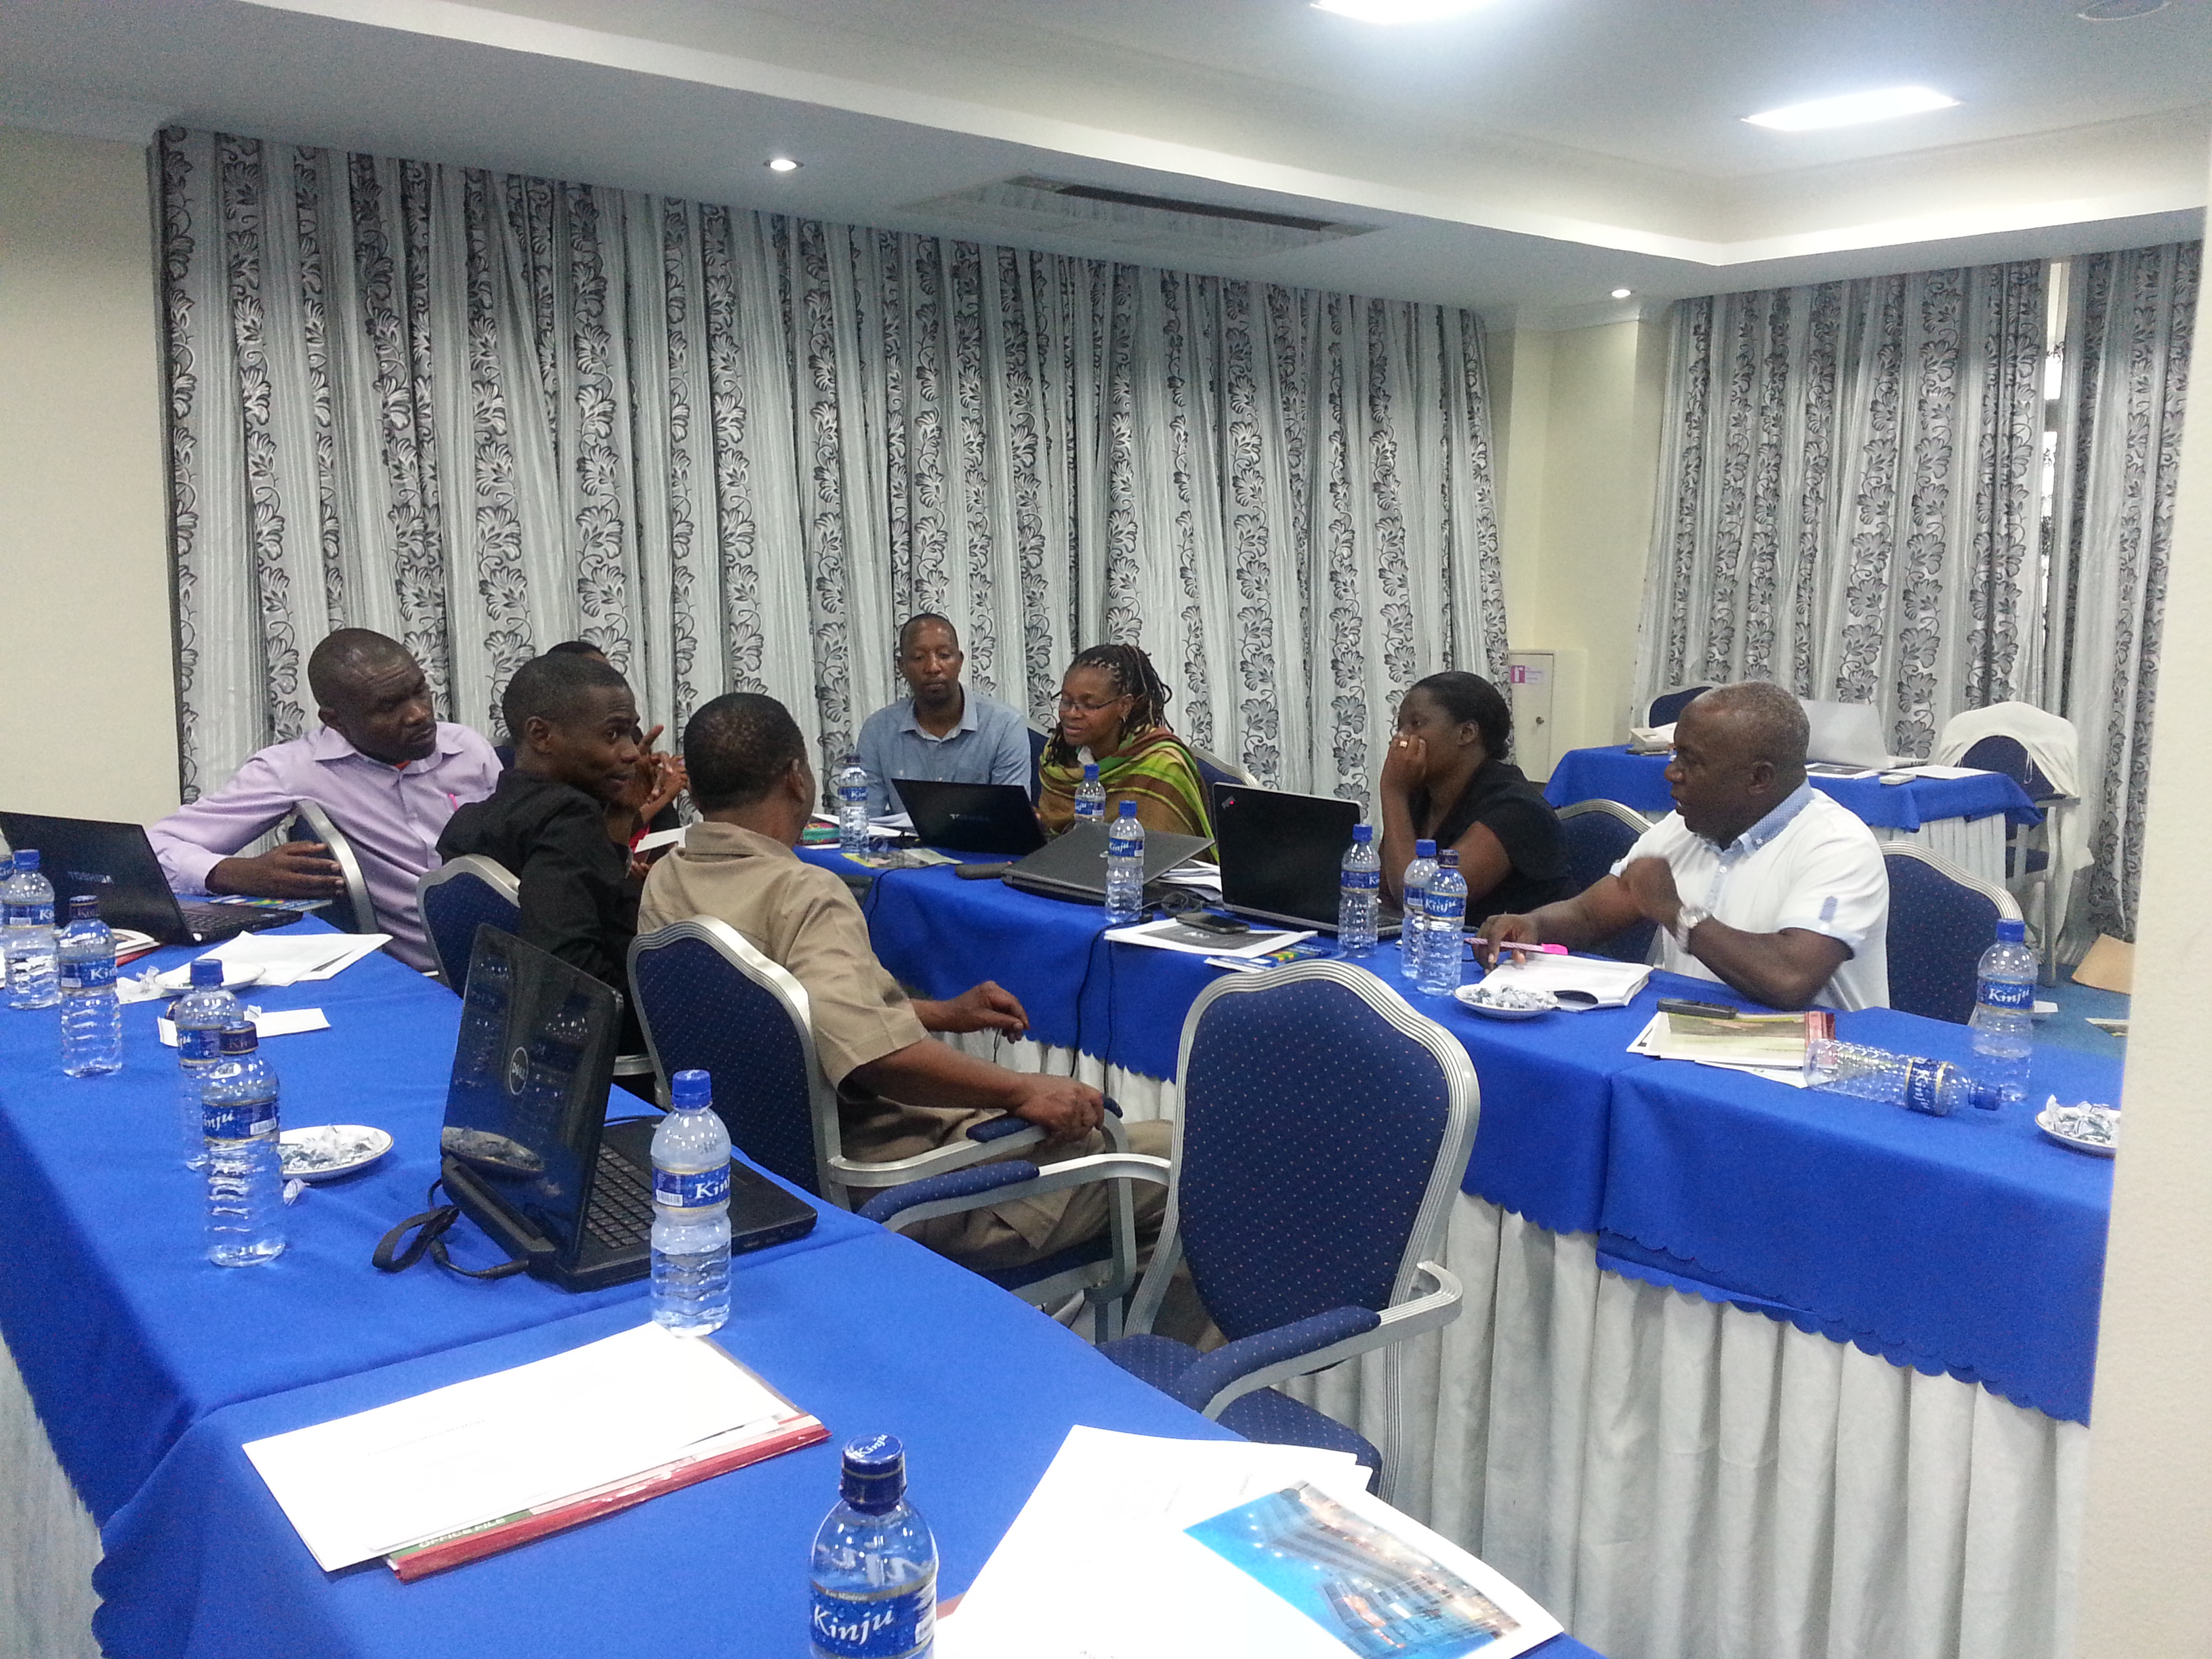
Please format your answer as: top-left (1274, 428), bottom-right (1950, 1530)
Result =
top-left (860, 1153), bottom-right (1170, 1236)
top-left (966, 1116), bottom-right (1035, 1144)
top-left (1195, 1261), bottom-right (1464, 1418)
top-left (828, 1122), bottom-right (1048, 1187)
top-left (858, 1162), bottom-right (1042, 1224)
top-left (1166, 1305), bottom-right (1379, 1415)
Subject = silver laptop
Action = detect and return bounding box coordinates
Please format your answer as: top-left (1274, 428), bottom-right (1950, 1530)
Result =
top-left (1799, 699), bottom-right (1890, 773)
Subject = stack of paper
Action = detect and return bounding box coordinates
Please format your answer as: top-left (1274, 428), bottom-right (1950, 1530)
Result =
top-left (157, 930), bottom-right (390, 991)
top-left (1107, 916), bottom-right (1314, 958)
top-left (243, 1323), bottom-right (825, 1580)
top-left (939, 1427), bottom-right (1563, 1659)
top-left (1627, 1008), bottom-right (1835, 1085)
top-left (1476, 951), bottom-right (1651, 1009)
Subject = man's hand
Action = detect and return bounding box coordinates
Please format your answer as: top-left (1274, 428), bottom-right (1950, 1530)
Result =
top-left (1619, 856), bottom-right (1684, 930)
top-left (638, 752), bottom-right (687, 822)
top-left (1009, 1076), bottom-right (1105, 1144)
top-left (1473, 910), bottom-right (1540, 968)
top-left (1379, 733), bottom-right (1428, 798)
top-left (925, 981), bottom-right (1030, 1037)
top-left (206, 842), bottom-right (345, 899)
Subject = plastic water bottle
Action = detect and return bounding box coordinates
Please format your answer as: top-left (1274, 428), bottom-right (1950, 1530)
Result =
top-left (4, 850), bottom-right (59, 1010)
top-left (1338, 823), bottom-right (1380, 958)
top-left (836, 756), bottom-right (873, 855)
top-left (1103, 800), bottom-right (1146, 926)
top-left (1415, 848), bottom-right (1469, 996)
top-left (810, 1434), bottom-right (938, 1659)
top-left (1808, 1038), bottom-right (2003, 1117)
top-left (1073, 762), bottom-right (1106, 824)
top-left (651, 1067), bottom-right (732, 1336)
top-left (173, 959), bottom-right (241, 1170)
top-left (1399, 838), bottom-right (1438, 983)
top-left (1968, 918), bottom-right (2036, 1107)
top-left (204, 1022), bottom-right (285, 1267)
top-left (57, 895), bottom-right (121, 1078)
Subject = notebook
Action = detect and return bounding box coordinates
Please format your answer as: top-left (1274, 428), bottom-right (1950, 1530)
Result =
top-left (1004, 819), bottom-right (1214, 904)
top-left (437, 925), bottom-right (816, 1291)
top-left (0, 811), bottom-right (309, 945)
top-left (891, 778), bottom-right (1047, 855)
top-left (1210, 782), bottom-right (1404, 938)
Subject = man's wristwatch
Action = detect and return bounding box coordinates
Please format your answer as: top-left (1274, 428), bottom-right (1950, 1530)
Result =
top-left (1668, 903), bottom-right (1711, 949)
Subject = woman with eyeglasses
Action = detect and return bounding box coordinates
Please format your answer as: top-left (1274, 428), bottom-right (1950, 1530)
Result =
top-left (1036, 644), bottom-right (1212, 839)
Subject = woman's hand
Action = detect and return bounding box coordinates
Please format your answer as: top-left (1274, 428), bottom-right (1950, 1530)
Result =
top-left (1380, 733), bottom-right (1428, 798)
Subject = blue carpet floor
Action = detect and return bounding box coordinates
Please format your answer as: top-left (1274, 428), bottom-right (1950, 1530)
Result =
top-left (2035, 972), bottom-right (2130, 1061)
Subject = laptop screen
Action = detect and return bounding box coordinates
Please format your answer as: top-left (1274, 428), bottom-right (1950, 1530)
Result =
top-left (1212, 784), bottom-right (1361, 924)
top-left (0, 812), bottom-right (188, 938)
top-left (439, 926), bottom-right (621, 1265)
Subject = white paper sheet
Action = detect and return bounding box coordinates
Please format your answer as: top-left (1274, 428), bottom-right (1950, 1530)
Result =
top-left (158, 1008), bottom-right (329, 1046)
top-left (242, 1323), bottom-right (786, 1571)
top-left (1477, 951), bottom-right (1651, 1009)
top-left (1105, 918), bottom-right (1314, 958)
top-left (178, 931), bottom-right (390, 987)
top-left (1626, 1012), bottom-right (1811, 1086)
top-left (633, 826), bottom-right (687, 853)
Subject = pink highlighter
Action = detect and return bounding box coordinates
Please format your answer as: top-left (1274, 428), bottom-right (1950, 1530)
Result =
top-left (1491, 941), bottom-right (1568, 955)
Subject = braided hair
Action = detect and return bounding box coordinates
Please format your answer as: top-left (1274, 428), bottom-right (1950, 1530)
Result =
top-left (1045, 642), bottom-right (1173, 766)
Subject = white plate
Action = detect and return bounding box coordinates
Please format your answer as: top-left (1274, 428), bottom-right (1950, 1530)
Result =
top-left (1453, 984), bottom-right (1558, 1021)
top-left (2035, 1101), bottom-right (2118, 1158)
top-left (278, 1124), bottom-right (393, 1181)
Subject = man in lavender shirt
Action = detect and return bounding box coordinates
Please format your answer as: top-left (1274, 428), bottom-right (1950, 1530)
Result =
top-left (148, 630), bottom-right (501, 972)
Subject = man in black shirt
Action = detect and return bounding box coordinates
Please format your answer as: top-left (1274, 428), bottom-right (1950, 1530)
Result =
top-left (437, 653), bottom-right (643, 1000)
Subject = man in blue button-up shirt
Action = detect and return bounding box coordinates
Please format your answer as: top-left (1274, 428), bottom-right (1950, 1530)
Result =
top-left (854, 615), bottom-right (1035, 815)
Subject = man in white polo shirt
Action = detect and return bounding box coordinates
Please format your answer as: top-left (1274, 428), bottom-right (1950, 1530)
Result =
top-left (1479, 680), bottom-right (1889, 1010)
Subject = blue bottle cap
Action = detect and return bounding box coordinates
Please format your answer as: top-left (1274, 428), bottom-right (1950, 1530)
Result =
top-left (68, 895), bottom-right (98, 920)
top-left (1415, 839), bottom-right (1436, 858)
top-left (1437, 848), bottom-right (1460, 867)
top-left (671, 1069), bottom-right (712, 1109)
top-left (1995, 919), bottom-right (2026, 943)
top-left (1971, 1080), bottom-right (2005, 1111)
top-left (1352, 823), bottom-right (1373, 844)
top-left (218, 1021), bottom-right (258, 1057)
top-left (14, 848), bottom-right (37, 870)
top-left (1083, 762), bottom-right (1099, 781)
top-left (1117, 800), bottom-right (1136, 817)
top-left (840, 1433), bottom-right (906, 1512)
top-left (190, 959), bottom-right (224, 988)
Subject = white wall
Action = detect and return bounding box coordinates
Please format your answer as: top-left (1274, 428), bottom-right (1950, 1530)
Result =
top-left (2072, 143), bottom-right (2212, 1652)
top-left (0, 125), bottom-right (178, 823)
top-left (1490, 316), bottom-right (1668, 766)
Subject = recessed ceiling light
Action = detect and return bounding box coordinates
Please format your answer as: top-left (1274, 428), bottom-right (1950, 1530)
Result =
top-left (1612, 288), bottom-right (1633, 300)
top-left (1311, 0), bottom-right (1494, 24)
top-left (2077, 0), bottom-right (2167, 18)
top-left (766, 156), bottom-right (802, 173)
top-left (1743, 86), bottom-right (1960, 132)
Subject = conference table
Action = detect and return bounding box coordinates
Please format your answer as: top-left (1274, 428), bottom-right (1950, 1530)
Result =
top-left (1542, 744), bottom-right (2041, 888)
top-left (818, 847), bottom-right (2120, 1659)
top-left (0, 921), bottom-right (1606, 1659)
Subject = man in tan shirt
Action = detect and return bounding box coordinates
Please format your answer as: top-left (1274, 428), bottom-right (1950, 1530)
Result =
top-left (638, 691), bottom-right (1170, 1272)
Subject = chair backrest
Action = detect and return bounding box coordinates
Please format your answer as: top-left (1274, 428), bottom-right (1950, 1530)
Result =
top-left (1165, 962), bottom-right (1477, 1341)
top-left (415, 857), bottom-right (520, 990)
top-left (1959, 735), bottom-right (2056, 801)
top-left (287, 800), bottom-right (375, 935)
top-left (1189, 744), bottom-right (1255, 790)
top-left (1647, 685), bottom-right (1711, 727)
top-left (1882, 846), bottom-right (2022, 1024)
top-left (629, 917), bottom-right (841, 1200)
top-left (1025, 724), bottom-right (1048, 803)
top-left (1556, 799), bottom-right (1658, 964)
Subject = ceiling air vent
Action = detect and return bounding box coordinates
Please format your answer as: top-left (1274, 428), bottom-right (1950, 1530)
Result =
top-left (900, 176), bottom-right (1374, 260)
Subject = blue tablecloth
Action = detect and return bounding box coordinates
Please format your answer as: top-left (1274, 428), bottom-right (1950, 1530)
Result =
top-left (1598, 1011), bottom-right (2116, 1423)
top-left (1543, 745), bottom-right (2040, 831)
top-left (0, 922), bottom-right (869, 1523)
top-left (91, 1230), bottom-right (1604, 1659)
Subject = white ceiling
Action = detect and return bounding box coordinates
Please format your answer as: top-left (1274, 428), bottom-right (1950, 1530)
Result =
top-left (3, 0), bottom-right (2207, 319)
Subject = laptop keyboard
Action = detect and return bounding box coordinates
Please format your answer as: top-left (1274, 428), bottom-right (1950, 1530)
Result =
top-left (180, 901), bottom-right (303, 939)
top-left (583, 1143), bottom-right (655, 1251)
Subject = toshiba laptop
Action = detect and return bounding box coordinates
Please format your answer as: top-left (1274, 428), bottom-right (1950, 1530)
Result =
top-left (1004, 819), bottom-right (1214, 905)
top-left (1799, 699), bottom-right (1892, 775)
top-left (1211, 783), bottom-right (1404, 938)
top-left (892, 778), bottom-right (1047, 856)
top-left (438, 926), bottom-right (816, 1291)
top-left (0, 811), bottom-right (308, 945)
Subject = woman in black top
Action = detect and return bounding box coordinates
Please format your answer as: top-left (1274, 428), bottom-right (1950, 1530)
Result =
top-left (1378, 671), bottom-right (1570, 926)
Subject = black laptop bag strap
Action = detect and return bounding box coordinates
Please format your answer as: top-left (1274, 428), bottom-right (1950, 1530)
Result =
top-left (373, 1181), bottom-right (530, 1281)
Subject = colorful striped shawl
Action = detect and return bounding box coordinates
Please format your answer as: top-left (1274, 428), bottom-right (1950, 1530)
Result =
top-left (1038, 725), bottom-right (1213, 840)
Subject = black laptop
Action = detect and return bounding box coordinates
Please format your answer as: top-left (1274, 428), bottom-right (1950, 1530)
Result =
top-left (438, 925), bottom-right (817, 1291)
top-left (1211, 783), bottom-right (1404, 938)
top-left (1004, 819), bottom-right (1214, 904)
top-left (0, 811), bottom-right (309, 945)
top-left (893, 778), bottom-right (1047, 855)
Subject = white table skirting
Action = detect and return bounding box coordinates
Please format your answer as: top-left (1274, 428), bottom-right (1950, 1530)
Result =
top-left (1875, 814), bottom-right (2009, 892)
top-left (0, 1027), bottom-right (2084, 1659)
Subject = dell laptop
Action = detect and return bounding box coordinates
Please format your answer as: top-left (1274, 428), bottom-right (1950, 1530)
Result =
top-left (892, 779), bottom-right (1047, 856)
top-left (438, 925), bottom-right (817, 1291)
top-left (1004, 818), bottom-right (1214, 905)
top-left (1211, 783), bottom-right (1404, 937)
top-left (0, 811), bottom-right (308, 945)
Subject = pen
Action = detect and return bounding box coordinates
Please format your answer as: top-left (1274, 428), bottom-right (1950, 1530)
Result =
top-left (1490, 941), bottom-right (1568, 955)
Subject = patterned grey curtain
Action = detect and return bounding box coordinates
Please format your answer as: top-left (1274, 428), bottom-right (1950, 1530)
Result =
top-left (157, 128), bottom-right (1507, 805)
top-left (1636, 262), bottom-right (2046, 757)
top-left (2043, 241), bottom-right (2200, 949)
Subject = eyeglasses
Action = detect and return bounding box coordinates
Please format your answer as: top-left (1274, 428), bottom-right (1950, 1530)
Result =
top-left (1056, 693), bottom-right (1131, 713)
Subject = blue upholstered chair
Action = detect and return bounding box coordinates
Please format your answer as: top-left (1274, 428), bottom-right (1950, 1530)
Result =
top-left (1188, 743), bottom-right (1254, 792)
top-left (1883, 846), bottom-right (2022, 1025)
top-left (415, 857), bottom-right (521, 990)
top-left (1957, 733), bottom-right (2068, 979)
top-left (286, 800), bottom-right (375, 936)
top-left (1557, 799), bottom-right (1658, 964)
top-left (1647, 685), bottom-right (1711, 727)
top-left (626, 917), bottom-right (1130, 1320)
top-left (1025, 724), bottom-right (1049, 802)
